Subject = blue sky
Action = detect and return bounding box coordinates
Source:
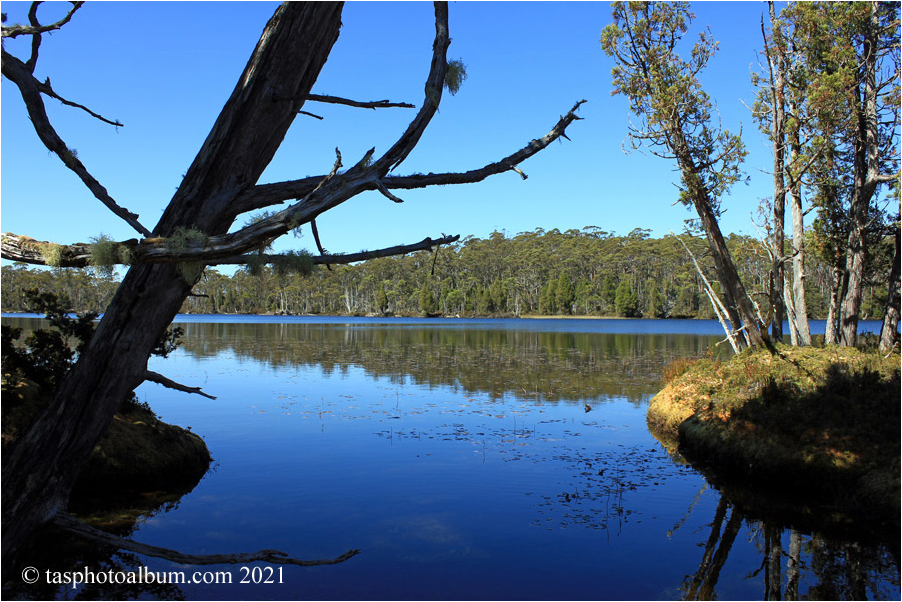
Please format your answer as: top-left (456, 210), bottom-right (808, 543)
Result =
top-left (2, 1), bottom-right (782, 267)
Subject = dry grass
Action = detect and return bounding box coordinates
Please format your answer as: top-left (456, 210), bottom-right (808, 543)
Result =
top-left (648, 345), bottom-right (901, 520)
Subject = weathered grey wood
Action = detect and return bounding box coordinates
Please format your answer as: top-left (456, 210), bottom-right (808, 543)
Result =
top-left (0, 232), bottom-right (459, 268)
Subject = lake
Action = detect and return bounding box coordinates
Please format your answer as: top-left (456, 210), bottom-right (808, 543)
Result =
top-left (3, 315), bottom-right (898, 600)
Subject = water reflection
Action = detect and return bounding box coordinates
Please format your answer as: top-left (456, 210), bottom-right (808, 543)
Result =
top-left (173, 321), bottom-right (723, 404)
top-left (681, 496), bottom-right (899, 600)
top-left (6, 494), bottom-right (190, 600)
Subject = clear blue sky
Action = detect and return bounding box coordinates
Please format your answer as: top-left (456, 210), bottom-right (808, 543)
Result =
top-left (2, 1), bottom-right (782, 267)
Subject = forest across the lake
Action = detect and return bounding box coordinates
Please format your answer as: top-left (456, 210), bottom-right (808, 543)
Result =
top-left (2, 228), bottom-right (895, 320)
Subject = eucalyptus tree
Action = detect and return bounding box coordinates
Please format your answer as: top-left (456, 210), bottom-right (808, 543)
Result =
top-left (601, 1), bottom-right (769, 348)
top-left (784, 1), bottom-right (900, 346)
top-left (753, 1), bottom-right (822, 345)
top-left (1, 2), bottom-right (585, 566)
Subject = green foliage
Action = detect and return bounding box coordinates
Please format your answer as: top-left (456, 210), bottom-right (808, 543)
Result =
top-left (3, 229), bottom-right (894, 322)
top-left (614, 280), bottom-right (640, 317)
top-left (151, 326), bottom-right (184, 359)
top-left (1, 289), bottom-right (97, 391)
top-left (444, 59), bottom-right (468, 96)
top-left (418, 284), bottom-right (437, 315)
top-left (601, 1), bottom-right (747, 213)
top-left (555, 272), bottom-right (575, 315)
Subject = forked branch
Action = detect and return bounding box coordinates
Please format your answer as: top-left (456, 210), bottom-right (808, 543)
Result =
top-left (1, 1), bottom-right (84, 39)
top-left (232, 99), bottom-right (587, 215)
top-left (53, 513), bottom-right (360, 567)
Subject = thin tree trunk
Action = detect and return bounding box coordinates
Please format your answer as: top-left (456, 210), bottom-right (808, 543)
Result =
top-left (764, 2), bottom-right (786, 341)
top-left (879, 216), bottom-right (900, 353)
top-left (788, 189), bottom-right (812, 345)
top-left (1, 2), bottom-right (344, 561)
top-left (825, 261), bottom-right (844, 345)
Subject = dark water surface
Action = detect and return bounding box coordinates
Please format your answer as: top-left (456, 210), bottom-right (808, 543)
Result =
top-left (3, 316), bottom-right (898, 600)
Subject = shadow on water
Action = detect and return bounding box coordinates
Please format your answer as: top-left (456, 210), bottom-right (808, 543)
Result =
top-left (5, 492), bottom-right (192, 600)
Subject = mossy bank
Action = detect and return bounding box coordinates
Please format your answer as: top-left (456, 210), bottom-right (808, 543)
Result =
top-left (648, 345), bottom-right (900, 524)
top-left (2, 375), bottom-right (212, 510)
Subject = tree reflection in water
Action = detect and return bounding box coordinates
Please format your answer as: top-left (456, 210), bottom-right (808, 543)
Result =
top-left (681, 495), bottom-right (899, 600)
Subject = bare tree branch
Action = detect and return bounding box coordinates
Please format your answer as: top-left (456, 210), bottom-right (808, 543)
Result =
top-left (1, 1), bottom-right (83, 39)
top-left (36, 78), bottom-right (124, 127)
top-left (373, 3), bottom-right (450, 174)
top-left (273, 92), bottom-right (415, 110)
top-left (1, 231), bottom-right (460, 268)
top-left (53, 513), bottom-right (360, 567)
top-left (232, 99), bottom-right (587, 215)
top-left (144, 370), bottom-right (217, 400)
top-left (0, 49), bottom-right (149, 236)
top-left (309, 219), bottom-right (331, 270)
top-left (211, 235), bottom-right (461, 267)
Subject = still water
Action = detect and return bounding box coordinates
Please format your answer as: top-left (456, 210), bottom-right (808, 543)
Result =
top-left (3, 316), bottom-right (898, 600)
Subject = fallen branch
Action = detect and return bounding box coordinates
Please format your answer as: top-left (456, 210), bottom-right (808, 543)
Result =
top-left (53, 513), bottom-right (360, 567)
top-left (144, 370), bottom-right (217, 400)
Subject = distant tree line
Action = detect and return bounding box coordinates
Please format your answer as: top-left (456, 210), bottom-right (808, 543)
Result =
top-left (3, 228), bottom-right (893, 320)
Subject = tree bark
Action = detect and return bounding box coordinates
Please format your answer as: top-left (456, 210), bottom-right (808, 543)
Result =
top-left (764, 2), bottom-right (786, 341)
top-left (2, 1), bottom-right (344, 561)
top-left (825, 261), bottom-right (844, 345)
top-left (879, 214), bottom-right (900, 353)
top-left (839, 3), bottom-right (881, 347)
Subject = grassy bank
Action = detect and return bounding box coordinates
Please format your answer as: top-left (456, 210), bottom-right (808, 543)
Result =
top-left (648, 345), bottom-right (900, 522)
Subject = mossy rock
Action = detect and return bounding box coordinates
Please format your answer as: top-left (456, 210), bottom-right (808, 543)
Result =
top-left (649, 345), bottom-right (901, 523)
top-left (2, 375), bottom-right (211, 508)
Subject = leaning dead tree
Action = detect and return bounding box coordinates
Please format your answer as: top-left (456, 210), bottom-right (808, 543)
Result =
top-left (1, 2), bottom-right (585, 566)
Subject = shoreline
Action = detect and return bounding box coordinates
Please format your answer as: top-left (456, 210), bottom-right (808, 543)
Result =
top-left (647, 345), bottom-right (901, 525)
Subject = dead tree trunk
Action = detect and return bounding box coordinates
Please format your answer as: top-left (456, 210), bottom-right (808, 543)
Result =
top-left (1, 1), bottom-right (344, 561)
